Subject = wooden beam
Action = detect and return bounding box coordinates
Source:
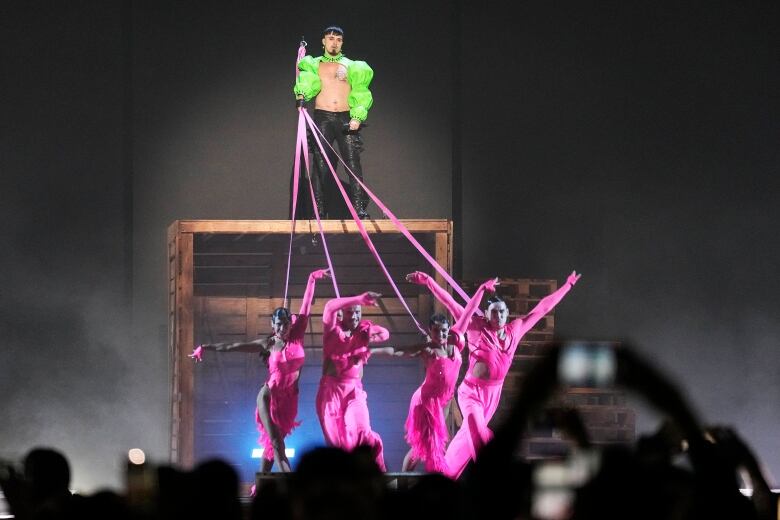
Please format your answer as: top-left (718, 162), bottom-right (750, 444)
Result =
top-left (173, 219), bottom-right (451, 234)
top-left (433, 230), bottom-right (450, 315)
top-left (175, 232), bottom-right (194, 468)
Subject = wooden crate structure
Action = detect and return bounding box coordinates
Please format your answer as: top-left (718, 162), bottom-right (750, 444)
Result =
top-left (168, 219), bottom-right (453, 477)
top-left (457, 279), bottom-right (635, 458)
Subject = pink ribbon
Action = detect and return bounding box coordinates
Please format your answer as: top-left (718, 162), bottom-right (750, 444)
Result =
top-left (283, 43), bottom-right (309, 306)
top-left (303, 109), bottom-right (426, 335)
top-left (283, 113), bottom-right (302, 306)
top-left (286, 41), bottom-right (340, 302)
top-left (298, 109), bottom-right (340, 297)
top-left (302, 112), bottom-right (477, 314)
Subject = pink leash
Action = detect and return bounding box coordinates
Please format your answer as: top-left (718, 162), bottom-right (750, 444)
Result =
top-left (285, 39), bottom-right (341, 303)
top-left (303, 109), bottom-right (426, 335)
top-left (282, 40), bottom-right (308, 306)
top-left (298, 109), bottom-right (341, 297)
top-left (282, 112), bottom-right (302, 307)
top-left (302, 111), bottom-right (477, 313)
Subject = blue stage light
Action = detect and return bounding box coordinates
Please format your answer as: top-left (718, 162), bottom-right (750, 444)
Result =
top-left (251, 448), bottom-right (295, 459)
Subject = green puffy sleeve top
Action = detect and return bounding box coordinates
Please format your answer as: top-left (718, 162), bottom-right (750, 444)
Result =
top-left (293, 56), bottom-right (374, 122)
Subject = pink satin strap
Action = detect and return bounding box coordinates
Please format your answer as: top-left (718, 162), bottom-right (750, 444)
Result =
top-left (301, 113), bottom-right (476, 314)
top-left (283, 109), bottom-right (304, 306)
top-left (302, 109), bottom-right (426, 335)
top-left (283, 42), bottom-right (309, 305)
top-left (298, 109), bottom-right (340, 297)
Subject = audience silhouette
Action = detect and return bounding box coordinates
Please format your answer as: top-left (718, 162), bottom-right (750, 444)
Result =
top-left (1, 342), bottom-right (775, 519)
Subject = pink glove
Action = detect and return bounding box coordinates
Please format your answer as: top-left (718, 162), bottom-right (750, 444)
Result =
top-left (567, 271), bottom-right (582, 286)
top-left (311, 268), bottom-right (331, 280)
top-left (484, 277), bottom-right (499, 293)
top-left (189, 345), bottom-right (204, 363)
top-left (361, 292), bottom-right (381, 306)
top-left (405, 271), bottom-right (430, 285)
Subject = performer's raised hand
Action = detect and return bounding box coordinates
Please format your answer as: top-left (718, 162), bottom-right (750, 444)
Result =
top-left (405, 271), bottom-right (430, 285)
top-left (566, 271), bottom-right (582, 286)
top-left (362, 291), bottom-right (382, 306)
top-left (311, 268), bottom-right (331, 280)
top-left (484, 277), bottom-right (500, 293)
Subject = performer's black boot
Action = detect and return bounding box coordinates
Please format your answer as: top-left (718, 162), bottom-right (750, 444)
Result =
top-left (352, 189), bottom-right (370, 219)
top-left (313, 189), bottom-right (327, 219)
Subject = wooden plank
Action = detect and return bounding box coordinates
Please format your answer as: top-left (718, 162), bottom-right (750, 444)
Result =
top-left (168, 233), bottom-right (179, 465)
top-left (194, 238), bottom-right (431, 256)
top-left (176, 232), bottom-right (195, 468)
top-left (193, 283), bottom-right (422, 299)
top-left (175, 219), bottom-right (451, 234)
top-left (260, 298), bottom-right (420, 315)
top-left (433, 231), bottom-right (450, 315)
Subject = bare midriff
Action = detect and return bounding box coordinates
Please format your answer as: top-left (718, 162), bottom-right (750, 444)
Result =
top-left (316, 61), bottom-right (351, 112)
top-left (322, 357), bottom-right (364, 379)
top-left (470, 361), bottom-right (490, 379)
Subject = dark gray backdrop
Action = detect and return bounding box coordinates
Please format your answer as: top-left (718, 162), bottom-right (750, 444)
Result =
top-left (1, 0), bottom-right (778, 490)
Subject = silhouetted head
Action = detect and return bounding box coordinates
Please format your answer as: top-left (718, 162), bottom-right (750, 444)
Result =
top-left (405, 474), bottom-right (464, 520)
top-left (429, 314), bottom-right (451, 345)
top-left (485, 296), bottom-right (509, 330)
top-left (192, 459), bottom-right (242, 520)
top-left (293, 446), bottom-right (383, 520)
top-left (271, 307), bottom-right (291, 338)
top-left (23, 447), bottom-right (71, 502)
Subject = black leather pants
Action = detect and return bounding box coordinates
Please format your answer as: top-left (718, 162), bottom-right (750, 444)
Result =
top-left (308, 110), bottom-right (369, 219)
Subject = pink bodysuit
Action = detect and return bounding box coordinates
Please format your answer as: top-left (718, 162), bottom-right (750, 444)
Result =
top-left (404, 280), bottom-right (492, 473)
top-left (316, 294), bottom-right (390, 471)
top-left (413, 272), bottom-right (576, 479)
top-left (315, 293), bottom-right (390, 471)
top-left (254, 270), bottom-right (323, 461)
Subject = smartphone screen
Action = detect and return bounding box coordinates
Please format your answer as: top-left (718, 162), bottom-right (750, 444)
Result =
top-left (531, 450), bottom-right (601, 520)
top-left (557, 342), bottom-right (616, 388)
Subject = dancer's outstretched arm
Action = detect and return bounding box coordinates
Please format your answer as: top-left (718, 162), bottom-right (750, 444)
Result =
top-left (322, 292), bottom-right (381, 332)
top-left (509, 271), bottom-right (581, 337)
top-left (298, 268), bottom-right (331, 317)
top-left (452, 278), bottom-right (497, 336)
top-left (450, 278), bottom-right (497, 351)
top-left (189, 337), bottom-right (271, 362)
top-left (406, 271), bottom-right (465, 319)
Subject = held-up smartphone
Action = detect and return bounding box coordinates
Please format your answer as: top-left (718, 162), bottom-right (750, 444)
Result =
top-left (531, 450), bottom-right (601, 520)
top-left (557, 341), bottom-right (616, 388)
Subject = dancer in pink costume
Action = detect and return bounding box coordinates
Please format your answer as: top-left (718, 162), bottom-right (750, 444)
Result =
top-left (401, 277), bottom-right (498, 474)
top-left (406, 270), bottom-right (581, 479)
top-left (315, 291), bottom-right (396, 471)
top-left (190, 268), bottom-right (330, 472)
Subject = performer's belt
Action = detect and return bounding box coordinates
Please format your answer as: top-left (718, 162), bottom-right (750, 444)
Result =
top-left (464, 375), bottom-right (503, 387)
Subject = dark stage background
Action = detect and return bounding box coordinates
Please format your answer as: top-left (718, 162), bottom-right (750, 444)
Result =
top-left (1, 0), bottom-right (778, 490)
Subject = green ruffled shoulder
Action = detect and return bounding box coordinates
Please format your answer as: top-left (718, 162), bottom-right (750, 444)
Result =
top-left (294, 55), bottom-right (322, 101)
top-left (293, 56), bottom-right (374, 121)
top-left (346, 60), bottom-right (374, 122)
